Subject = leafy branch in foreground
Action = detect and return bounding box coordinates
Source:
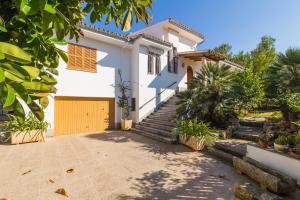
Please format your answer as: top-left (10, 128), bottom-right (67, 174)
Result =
top-left (0, 0), bottom-right (152, 120)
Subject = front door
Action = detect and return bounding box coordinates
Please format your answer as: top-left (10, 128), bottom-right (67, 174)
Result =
top-left (187, 66), bottom-right (193, 87)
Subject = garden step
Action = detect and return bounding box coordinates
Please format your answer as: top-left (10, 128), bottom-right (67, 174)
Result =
top-left (233, 126), bottom-right (263, 142)
top-left (144, 118), bottom-right (176, 126)
top-left (139, 122), bottom-right (175, 131)
top-left (214, 139), bottom-right (255, 158)
top-left (135, 125), bottom-right (173, 138)
top-left (239, 118), bottom-right (265, 127)
top-left (206, 147), bottom-right (234, 164)
top-left (131, 128), bottom-right (177, 144)
top-left (154, 110), bottom-right (177, 115)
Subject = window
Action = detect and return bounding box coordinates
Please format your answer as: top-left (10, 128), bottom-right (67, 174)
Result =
top-left (155, 55), bottom-right (161, 75)
top-left (147, 53), bottom-right (154, 74)
top-left (68, 43), bottom-right (97, 72)
top-left (168, 47), bottom-right (178, 74)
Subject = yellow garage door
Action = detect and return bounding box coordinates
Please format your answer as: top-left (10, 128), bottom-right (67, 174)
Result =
top-left (54, 97), bottom-right (115, 136)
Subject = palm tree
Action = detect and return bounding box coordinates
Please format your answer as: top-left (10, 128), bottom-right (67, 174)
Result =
top-left (177, 63), bottom-right (237, 126)
top-left (265, 48), bottom-right (300, 120)
top-left (266, 48), bottom-right (300, 96)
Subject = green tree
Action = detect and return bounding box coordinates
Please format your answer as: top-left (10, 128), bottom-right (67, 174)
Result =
top-left (232, 69), bottom-right (264, 111)
top-left (177, 63), bottom-right (237, 126)
top-left (214, 43), bottom-right (232, 59)
top-left (265, 48), bottom-right (300, 120)
top-left (251, 36), bottom-right (276, 75)
top-left (0, 0), bottom-right (152, 120)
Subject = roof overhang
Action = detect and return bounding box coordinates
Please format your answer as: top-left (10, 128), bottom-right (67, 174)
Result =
top-left (179, 50), bottom-right (227, 61)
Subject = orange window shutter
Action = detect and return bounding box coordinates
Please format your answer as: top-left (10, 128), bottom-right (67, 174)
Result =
top-left (68, 44), bottom-right (76, 68)
top-left (91, 49), bottom-right (97, 71)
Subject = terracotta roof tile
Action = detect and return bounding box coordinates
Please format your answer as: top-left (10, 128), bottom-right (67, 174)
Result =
top-left (78, 22), bottom-right (172, 47)
top-left (168, 18), bottom-right (205, 39)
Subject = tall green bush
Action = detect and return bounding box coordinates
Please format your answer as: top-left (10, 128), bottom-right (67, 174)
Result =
top-left (232, 69), bottom-right (264, 111)
top-left (177, 63), bottom-right (237, 126)
top-left (265, 48), bottom-right (300, 120)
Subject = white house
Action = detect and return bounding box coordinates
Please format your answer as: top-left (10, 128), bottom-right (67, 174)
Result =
top-left (44, 18), bottom-right (243, 137)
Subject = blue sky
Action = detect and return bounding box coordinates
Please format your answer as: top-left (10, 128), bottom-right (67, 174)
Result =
top-left (85, 0), bottom-right (300, 53)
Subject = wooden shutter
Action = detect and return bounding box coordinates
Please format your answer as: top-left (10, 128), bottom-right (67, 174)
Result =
top-left (68, 43), bottom-right (96, 72)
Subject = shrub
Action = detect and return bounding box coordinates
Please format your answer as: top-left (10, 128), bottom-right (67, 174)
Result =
top-left (232, 69), bottom-right (265, 111)
top-left (265, 48), bottom-right (300, 120)
top-left (295, 131), bottom-right (300, 145)
top-left (259, 134), bottom-right (269, 142)
top-left (177, 63), bottom-right (237, 126)
top-left (275, 135), bottom-right (289, 145)
top-left (3, 113), bottom-right (49, 134)
top-left (177, 119), bottom-right (216, 147)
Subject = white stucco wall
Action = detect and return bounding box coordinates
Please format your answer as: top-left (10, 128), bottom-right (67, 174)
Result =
top-left (44, 36), bottom-right (132, 135)
top-left (137, 45), bottom-right (187, 122)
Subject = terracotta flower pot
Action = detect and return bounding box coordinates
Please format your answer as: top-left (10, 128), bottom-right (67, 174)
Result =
top-left (274, 143), bottom-right (288, 152)
top-left (259, 140), bottom-right (268, 149)
top-left (289, 150), bottom-right (300, 160)
top-left (121, 119), bottom-right (132, 131)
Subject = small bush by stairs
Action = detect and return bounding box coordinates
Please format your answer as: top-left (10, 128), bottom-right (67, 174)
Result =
top-left (131, 96), bottom-right (178, 144)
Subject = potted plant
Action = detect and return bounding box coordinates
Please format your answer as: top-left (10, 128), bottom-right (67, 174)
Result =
top-left (2, 113), bottom-right (48, 145)
top-left (289, 132), bottom-right (300, 160)
top-left (116, 69), bottom-right (132, 130)
top-left (177, 119), bottom-right (216, 151)
top-left (258, 134), bottom-right (269, 148)
top-left (274, 135), bottom-right (289, 152)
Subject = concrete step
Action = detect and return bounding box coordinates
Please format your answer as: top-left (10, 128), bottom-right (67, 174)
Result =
top-left (158, 106), bottom-right (176, 110)
top-left (144, 118), bottom-right (176, 127)
top-left (206, 147), bottom-right (234, 164)
top-left (214, 139), bottom-right (253, 158)
top-left (154, 109), bottom-right (177, 114)
top-left (239, 119), bottom-right (264, 127)
top-left (150, 113), bottom-right (176, 119)
top-left (139, 121), bottom-right (175, 131)
top-left (233, 126), bottom-right (262, 142)
top-left (147, 115), bottom-right (176, 121)
top-left (131, 128), bottom-right (177, 144)
top-left (135, 125), bottom-right (173, 138)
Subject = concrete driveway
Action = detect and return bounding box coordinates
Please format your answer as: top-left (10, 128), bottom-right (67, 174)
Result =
top-left (0, 131), bottom-right (288, 200)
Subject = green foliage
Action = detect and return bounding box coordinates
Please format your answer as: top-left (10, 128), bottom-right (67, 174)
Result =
top-left (265, 48), bottom-right (300, 120)
top-left (251, 36), bottom-right (276, 75)
top-left (2, 113), bottom-right (49, 138)
top-left (286, 93), bottom-right (300, 113)
top-left (0, 0), bottom-right (152, 121)
top-left (232, 69), bottom-right (265, 111)
top-left (275, 135), bottom-right (290, 145)
top-left (177, 119), bottom-right (216, 147)
top-left (116, 70), bottom-right (130, 119)
top-left (295, 132), bottom-right (300, 145)
top-left (259, 134), bottom-right (269, 142)
top-left (177, 63), bottom-right (237, 126)
top-left (214, 43), bottom-right (232, 58)
top-left (215, 36), bottom-right (276, 76)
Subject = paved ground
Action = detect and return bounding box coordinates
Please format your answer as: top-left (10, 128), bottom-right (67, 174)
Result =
top-left (0, 131), bottom-right (297, 200)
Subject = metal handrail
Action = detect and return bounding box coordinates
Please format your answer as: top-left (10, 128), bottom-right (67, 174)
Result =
top-left (139, 81), bottom-right (177, 110)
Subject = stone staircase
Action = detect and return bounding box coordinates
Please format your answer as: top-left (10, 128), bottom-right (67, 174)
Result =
top-left (207, 120), bottom-right (264, 163)
top-left (131, 96), bottom-right (178, 144)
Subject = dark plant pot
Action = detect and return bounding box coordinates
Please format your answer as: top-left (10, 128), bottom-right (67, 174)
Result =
top-left (289, 150), bottom-right (300, 160)
top-left (259, 140), bottom-right (268, 149)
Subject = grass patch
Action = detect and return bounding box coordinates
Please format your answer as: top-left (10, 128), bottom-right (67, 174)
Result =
top-left (239, 110), bottom-right (283, 119)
